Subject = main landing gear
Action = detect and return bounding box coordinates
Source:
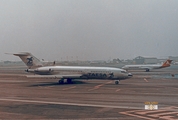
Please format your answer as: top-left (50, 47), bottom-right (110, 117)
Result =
top-left (58, 79), bottom-right (64, 84)
top-left (115, 80), bottom-right (120, 85)
top-left (58, 78), bottom-right (72, 84)
top-left (67, 78), bottom-right (72, 84)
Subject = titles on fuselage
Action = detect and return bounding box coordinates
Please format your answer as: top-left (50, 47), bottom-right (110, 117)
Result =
top-left (87, 73), bottom-right (107, 77)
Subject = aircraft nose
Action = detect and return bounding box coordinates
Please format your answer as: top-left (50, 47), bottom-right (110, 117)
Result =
top-left (128, 73), bottom-right (133, 77)
top-left (122, 66), bottom-right (126, 69)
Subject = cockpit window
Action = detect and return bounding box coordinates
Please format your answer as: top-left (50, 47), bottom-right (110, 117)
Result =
top-left (121, 70), bottom-right (127, 73)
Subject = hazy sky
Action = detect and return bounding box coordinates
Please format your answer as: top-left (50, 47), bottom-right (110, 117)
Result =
top-left (1, 0), bottom-right (178, 61)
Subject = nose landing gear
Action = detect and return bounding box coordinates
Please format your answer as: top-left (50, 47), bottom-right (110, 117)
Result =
top-left (115, 80), bottom-right (120, 85)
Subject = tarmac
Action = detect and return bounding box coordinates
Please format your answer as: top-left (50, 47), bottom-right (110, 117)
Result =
top-left (0, 66), bottom-right (177, 119)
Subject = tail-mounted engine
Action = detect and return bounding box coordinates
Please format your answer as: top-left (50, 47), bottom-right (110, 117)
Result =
top-left (25, 68), bottom-right (53, 74)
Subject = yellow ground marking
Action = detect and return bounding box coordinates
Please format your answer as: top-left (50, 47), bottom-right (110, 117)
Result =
top-left (62, 86), bottom-right (76, 90)
top-left (120, 106), bottom-right (178, 120)
top-left (143, 78), bottom-right (148, 82)
top-left (88, 81), bottom-right (112, 91)
top-left (115, 89), bottom-right (121, 92)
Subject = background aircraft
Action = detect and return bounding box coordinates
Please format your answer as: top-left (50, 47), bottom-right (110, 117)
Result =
top-left (12, 52), bottom-right (132, 84)
top-left (122, 59), bottom-right (172, 72)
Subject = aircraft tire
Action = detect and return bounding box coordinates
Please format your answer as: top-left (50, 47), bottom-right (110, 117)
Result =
top-left (58, 79), bottom-right (64, 84)
top-left (67, 78), bottom-right (72, 84)
top-left (115, 80), bottom-right (119, 85)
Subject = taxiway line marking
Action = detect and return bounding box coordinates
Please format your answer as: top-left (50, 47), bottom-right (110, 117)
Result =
top-left (62, 86), bottom-right (76, 91)
top-left (115, 89), bottom-right (120, 92)
top-left (95, 81), bottom-right (112, 88)
top-left (144, 78), bottom-right (149, 82)
top-left (138, 109), bottom-right (168, 115)
top-left (159, 116), bottom-right (177, 120)
top-left (0, 98), bottom-right (140, 109)
top-left (120, 106), bottom-right (178, 120)
top-left (120, 111), bottom-right (154, 120)
top-left (88, 81), bottom-right (112, 91)
top-left (148, 111), bottom-right (178, 118)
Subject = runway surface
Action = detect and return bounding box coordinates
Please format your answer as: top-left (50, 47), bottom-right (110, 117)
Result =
top-left (0, 66), bottom-right (178, 119)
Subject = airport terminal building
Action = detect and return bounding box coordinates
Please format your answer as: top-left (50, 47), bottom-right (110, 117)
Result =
top-left (169, 56), bottom-right (178, 62)
top-left (134, 56), bottom-right (158, 64)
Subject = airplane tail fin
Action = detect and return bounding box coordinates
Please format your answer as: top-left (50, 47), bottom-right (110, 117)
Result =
top-left (13, 52), bottom-right (43, 69)
top-left (161, 59), bottom-right (173, 68)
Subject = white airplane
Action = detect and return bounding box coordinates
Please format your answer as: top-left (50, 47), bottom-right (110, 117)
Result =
top-left (11, 52), bottom-right (132, 84)
top-left (122, 59), bottom-right (172, 72)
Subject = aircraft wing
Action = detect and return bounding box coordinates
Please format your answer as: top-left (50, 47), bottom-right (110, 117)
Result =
top-left (26, 74), bottom-right (83, 79)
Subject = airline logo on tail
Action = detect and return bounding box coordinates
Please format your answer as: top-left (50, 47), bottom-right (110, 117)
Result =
top-left (161, 59), bottom-right (172, 68)
top-left (27, 57), bottom-right (33, 66)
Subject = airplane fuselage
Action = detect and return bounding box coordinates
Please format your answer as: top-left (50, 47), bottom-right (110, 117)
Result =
top-left (123, 64), bottom-right (162, 70)
top-left (122, 59), bottom-right (172, 72)
top-left (27, 66), bottom-right (132, 80)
